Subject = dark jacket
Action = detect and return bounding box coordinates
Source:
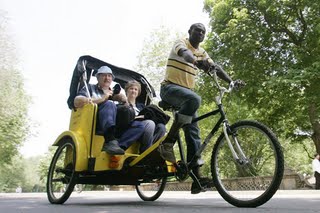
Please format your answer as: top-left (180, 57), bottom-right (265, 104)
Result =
top-left (138, 104), bottom-right (170, 125)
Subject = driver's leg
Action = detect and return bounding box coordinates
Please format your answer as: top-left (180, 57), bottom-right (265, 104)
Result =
top-left (183, 115), bottom-right (210, 194)
top-left (184, 114), bottom-right (205, 167)
top-left (159, 84), bottom-right (200, 162)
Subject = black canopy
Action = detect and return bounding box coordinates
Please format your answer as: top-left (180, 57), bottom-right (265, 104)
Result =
top-left (67, 55), bottom-right (156, 109)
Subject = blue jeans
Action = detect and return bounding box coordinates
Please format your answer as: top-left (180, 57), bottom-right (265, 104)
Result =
top-left (154, 123), bottom-right (166, 143)
top-left (160, 84), bottom-right (201, 162)
top-left (118, 120), bottom-right (145, 149)
top-left (97, 100), bottom-right (117, 130)
top-left (97, 101), bottom-right (144, 148)
top-left (137, 120), bottom-right (166, 152)
top-left (139, 120), bottom-right (155, 152)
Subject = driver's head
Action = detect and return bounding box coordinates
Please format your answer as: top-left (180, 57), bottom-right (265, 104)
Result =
top-left (188, 23), bottom-right (206, 43)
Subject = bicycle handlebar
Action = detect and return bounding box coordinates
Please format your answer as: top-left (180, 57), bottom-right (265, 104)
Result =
top-left (207, 66), bottom-right (241, 105)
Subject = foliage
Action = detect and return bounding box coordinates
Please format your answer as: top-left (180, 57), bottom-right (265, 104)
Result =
top-left (0, 11), bottom-right (32, 192)
top-left (282, 137), bottom-right (314, 175)
top-left (24, 156), bottom-right (45, 192)
top-left (135, 25), bottom-right (185, 94)
top-left (202, 0), bottom-right (320, 154)
top-left (0, 155), bottom-right (25, 192)
top-left (0, 154), bottom-right (45, 193)
top-left (38, 147), bottom-right (56, 185)
top-left (0, 11), bottom-right (30, 165)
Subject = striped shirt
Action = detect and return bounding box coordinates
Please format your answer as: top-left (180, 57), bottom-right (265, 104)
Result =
top-left (163, 38), bottom-right (213, 89)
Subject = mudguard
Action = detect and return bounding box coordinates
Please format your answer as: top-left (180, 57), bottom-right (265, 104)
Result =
top-left (53, 131), bottom-right (88, 171)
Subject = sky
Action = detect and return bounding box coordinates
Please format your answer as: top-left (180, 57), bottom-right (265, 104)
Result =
top-left (1, 0), bottom-right (209, 157)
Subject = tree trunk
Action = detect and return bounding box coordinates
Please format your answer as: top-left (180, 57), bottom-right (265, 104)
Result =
top-left (309, 103), bottom-right (320, 153)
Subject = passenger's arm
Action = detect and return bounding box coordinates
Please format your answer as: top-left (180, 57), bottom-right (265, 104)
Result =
top-left (74, 93), bottom-right (110, 108)
top-left (74, 95), bottom-right (90, 108)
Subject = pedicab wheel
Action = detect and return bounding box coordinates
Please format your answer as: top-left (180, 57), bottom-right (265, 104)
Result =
top-left (136, 177), bottom-right (167, 201)
top-left (47, 138), bottom-right (77, 204)
top-left (211, 120), bottom-right (284, 207)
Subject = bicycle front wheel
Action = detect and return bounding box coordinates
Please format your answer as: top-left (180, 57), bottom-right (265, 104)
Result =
top-left (211, 120), bottom-right (284, 207)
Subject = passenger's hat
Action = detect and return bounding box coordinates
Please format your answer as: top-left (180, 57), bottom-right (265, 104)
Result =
top-left (96, 66), bottom-right (115, 80)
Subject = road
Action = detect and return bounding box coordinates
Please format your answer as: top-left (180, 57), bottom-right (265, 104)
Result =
top-left (0, 190), bottom-right (319, 213)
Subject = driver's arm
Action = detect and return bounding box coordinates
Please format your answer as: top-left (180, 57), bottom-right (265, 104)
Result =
top-left (177, 44), bottom-right (233, 84)
top-left (177, 48), bottom-right (197, 64)
top-left (213, 63), bottom-right (232, 84)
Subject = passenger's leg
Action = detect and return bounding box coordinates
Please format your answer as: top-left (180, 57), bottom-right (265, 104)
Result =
top-left (118, 120), bottom-right (145, 150)
top-left (153, 123), bottom-right (166, 143)
top-left (139, 120), bottom-right (155, 153)
top-left (98, 101), bottom-right (124, 155)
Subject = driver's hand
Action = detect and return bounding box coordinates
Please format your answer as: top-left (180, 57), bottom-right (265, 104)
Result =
top-left (232, 79), bottom-right (246, 90)
top-left (195, 59), bottom-right (211, 71)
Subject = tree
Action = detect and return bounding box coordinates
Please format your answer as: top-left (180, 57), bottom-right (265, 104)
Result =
top-left (0, 11), bottom-right (31, 191)
top-left (0, 11), bottom-right (30, 165)
top-left (202, 0), bottom-right (320, 153)
top-left (135, 25), bottom-right (185, 95)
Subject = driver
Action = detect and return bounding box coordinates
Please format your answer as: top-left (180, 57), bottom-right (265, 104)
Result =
top-left (158, 23), bottom-right (243, 194)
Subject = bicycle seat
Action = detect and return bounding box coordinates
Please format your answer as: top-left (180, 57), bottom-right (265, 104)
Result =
top-left (158, 100), bottom-right (179, 111)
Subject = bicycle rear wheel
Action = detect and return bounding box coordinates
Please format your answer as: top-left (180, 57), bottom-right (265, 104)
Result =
top-left (211, 120), bottom-right (284, 207)
top-left (136, 177), bottom-right (167, 201)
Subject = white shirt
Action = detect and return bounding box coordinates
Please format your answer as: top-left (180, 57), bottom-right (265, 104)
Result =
top-left (312, 158), bottom-right (320, 173)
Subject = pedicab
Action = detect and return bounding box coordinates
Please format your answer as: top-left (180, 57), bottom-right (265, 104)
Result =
top-left (47, 55), bottom-right (284, 207)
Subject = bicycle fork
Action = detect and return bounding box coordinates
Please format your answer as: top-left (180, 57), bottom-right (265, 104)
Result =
top-left (223, 121), bottom-right (249, 165)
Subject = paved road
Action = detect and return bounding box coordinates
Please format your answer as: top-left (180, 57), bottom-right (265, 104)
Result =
top-left (0, 190), bottom-right (319, 213)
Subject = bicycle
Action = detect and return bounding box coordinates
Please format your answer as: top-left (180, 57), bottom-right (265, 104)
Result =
top-left (158, 66), bottom-right (284, 207)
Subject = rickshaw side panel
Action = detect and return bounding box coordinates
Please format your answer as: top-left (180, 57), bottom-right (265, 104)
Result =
top-left (69, 103), bottom-right (97, 154)
top-left (68, 101), bottom-right (144, 172)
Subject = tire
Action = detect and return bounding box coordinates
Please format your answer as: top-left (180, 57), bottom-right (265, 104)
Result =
top-left (47, 138), bottom-right (77, 204)
top-left (211, 120), bottom-right (284, 207)
top-left (136, 177), bottom-right (167, 201)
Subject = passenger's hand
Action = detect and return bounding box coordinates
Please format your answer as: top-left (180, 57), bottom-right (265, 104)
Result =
top-left (112, 93), bottom-right (127, 103)
top-left (102, 88), bottom-right (113, 101)
top-left (135, 115), bottom-right (145, 120)
top-left (86, 97), bottom-right (92, 104)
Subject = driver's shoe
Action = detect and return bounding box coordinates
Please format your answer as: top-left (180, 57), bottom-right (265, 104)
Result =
top-left (158, 142), bottom-right (176, 163)
top-left (102, 140), bottom-right (125, 155)
top-left (191, 177), bottom-right (214, 194)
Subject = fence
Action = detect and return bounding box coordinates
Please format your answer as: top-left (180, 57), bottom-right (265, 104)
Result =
top-left (109, 168), bottom-right (315, 191)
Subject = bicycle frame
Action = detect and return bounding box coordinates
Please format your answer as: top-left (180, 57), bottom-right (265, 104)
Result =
top-left (173, 69), bottom-right (247, 178)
